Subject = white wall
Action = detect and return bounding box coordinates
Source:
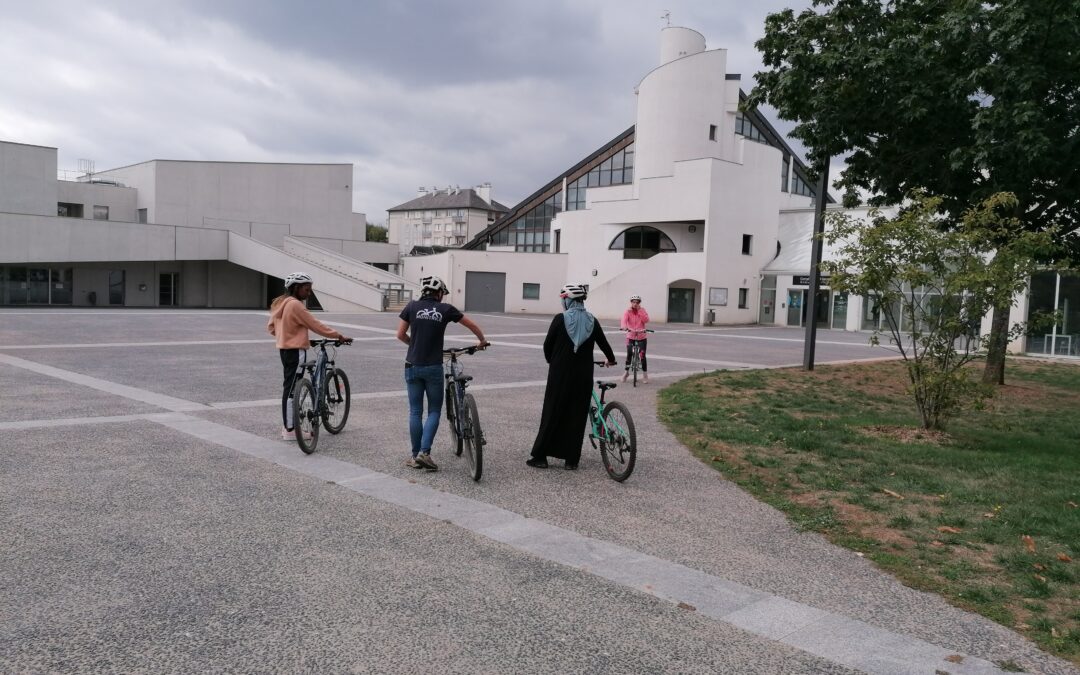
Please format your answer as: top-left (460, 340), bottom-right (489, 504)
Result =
top-left (96, 161), bottom-right (362, 241)
top-left (57, 181), bottom-right (138, 222)
top-left (0, 141), bottom-right (57, 216)
top-left (634, 48), bottom-right (731, 181)
top-left (0, 213), bottom-right (226, 263)
top-left (403, 250), bottom-right (566, 315)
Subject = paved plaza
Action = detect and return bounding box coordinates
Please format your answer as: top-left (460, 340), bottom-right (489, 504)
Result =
top-left (1, 309), bottom-right (1074, 674)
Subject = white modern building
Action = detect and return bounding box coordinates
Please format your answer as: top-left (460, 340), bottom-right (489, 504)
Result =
top-left (388, 184), bottom-right (508, 256)
top-left (0, 141), bottom-right (414, 312)
top-left (403, 26), bottom-right (1076, 358)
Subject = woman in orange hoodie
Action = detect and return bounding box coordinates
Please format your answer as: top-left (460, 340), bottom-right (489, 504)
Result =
top-left (267, 272), bottom-right (351, 439)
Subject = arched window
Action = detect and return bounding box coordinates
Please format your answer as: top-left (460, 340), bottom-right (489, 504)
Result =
top-left (609, 226), bottom-right (676, 259)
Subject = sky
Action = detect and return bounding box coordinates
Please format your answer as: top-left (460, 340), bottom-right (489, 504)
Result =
top-left (0, 0), bottom-right (818, 224)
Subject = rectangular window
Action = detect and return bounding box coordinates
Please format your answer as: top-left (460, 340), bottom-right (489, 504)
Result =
top-left (137, 208), bottom-right (148, 223)
top-left (708, 124), bottom-right (717, 141)
top-left (742, 234), bottom-right (753, 255)
top-left (57, 202), bottom-right (83, 218)
top-left (738, 288), bottom-right (749, 309)
top-left (93, 205), bottom-right (109, 220)
top-left (781, 156), bottom-right (790, 192)
top-left (523, 283), bottom-right (540, 300)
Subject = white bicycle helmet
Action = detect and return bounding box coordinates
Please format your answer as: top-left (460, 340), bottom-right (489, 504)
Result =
top-left (560, 283), bottom-right (587, 300)
top-left (420, 275), bottom-right (448, 294)
top-left (284, 272), bottom-right (313, 288)
top-left (630, 295), bottom-right (642, 302)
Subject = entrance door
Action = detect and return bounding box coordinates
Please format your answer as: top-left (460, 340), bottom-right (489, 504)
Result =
top-left (812, 289), bottom-right (830, 327)
top-left (464, 271), bottom-right (506, 312)
top-left (667, 287), bottom-right (695, 323)
top-left (759, 289), bottom-right (776, 325)
top-left (787, 289), bottom-right (831, 327)
top-left (159, 273), bottom-right (178, 306)
top-left (108, 270), bottom-right (125, 305)
top-left (786, 290), bottom-right (802, 326)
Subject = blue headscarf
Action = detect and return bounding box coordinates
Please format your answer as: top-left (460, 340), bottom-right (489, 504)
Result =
top-left (562, 297), bottom-right (595, 353)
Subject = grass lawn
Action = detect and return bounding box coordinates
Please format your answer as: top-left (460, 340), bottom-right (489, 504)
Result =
top-left (658, 358), bottom-right (1080, 665)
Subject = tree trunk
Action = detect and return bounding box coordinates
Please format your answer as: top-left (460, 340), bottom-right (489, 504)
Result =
top-left (982, 302), bottom-right (1010, 385)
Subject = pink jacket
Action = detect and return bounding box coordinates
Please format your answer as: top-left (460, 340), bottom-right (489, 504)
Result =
top-left (267, 296), bottom-right (342, 349)
top-left (620, 307), bottom-right (650, 343)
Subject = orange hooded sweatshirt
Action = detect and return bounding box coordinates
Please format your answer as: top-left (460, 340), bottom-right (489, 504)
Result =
top-left (267, 296), bottom-right (342, 349)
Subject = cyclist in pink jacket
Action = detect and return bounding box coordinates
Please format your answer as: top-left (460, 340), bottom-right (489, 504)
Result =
top-left (620, 295), bottom-right (650, 383)
top-left (267, 272), bottom-right (351, 440)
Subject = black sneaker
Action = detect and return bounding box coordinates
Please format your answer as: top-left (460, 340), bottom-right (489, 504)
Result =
top-left (525, 457), bottom-right (548, 469)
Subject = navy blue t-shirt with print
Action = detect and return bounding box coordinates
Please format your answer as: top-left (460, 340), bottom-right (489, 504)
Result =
top-left (399, 299), bottom-right (464, 366)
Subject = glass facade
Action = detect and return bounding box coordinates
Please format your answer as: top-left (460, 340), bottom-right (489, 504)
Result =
top-left (566, 143), bottom-right (634, 211)
top-left (489, 191), bottom-right (560, 252)
top-left (1027, 270), bottom-right (1080, 357)
top-left (0, 266), bottom-right (74, 305)
top-left (734, 113), bottom-right (769, 144)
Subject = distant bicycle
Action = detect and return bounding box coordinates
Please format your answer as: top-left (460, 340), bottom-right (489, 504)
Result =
top-left (444, 345), bottom-right (488, 481)
top-left (589, 362), bottom-right (637, 481)
top-left (621, 328), bottom-right (655, 387)
top-left (292, 339), bottom-right (352, 454)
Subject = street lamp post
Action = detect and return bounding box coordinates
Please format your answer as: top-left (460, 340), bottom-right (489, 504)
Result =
top-left (802, 156), bottom-right (830, 371)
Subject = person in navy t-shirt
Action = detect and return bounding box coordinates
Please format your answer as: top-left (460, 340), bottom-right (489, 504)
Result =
top-left (396, 275), bottom-right (488, 471)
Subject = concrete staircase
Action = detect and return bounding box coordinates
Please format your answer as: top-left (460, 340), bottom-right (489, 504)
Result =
top-left (283, 237), bottom-right (419, 311)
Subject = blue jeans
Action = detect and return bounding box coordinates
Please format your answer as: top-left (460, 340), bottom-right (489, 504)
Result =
top-left (404, 364), bottom-right (444, 456)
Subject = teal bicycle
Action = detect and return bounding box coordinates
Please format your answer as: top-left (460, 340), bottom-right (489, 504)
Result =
top-left (589, 362), bottom-right (637, 481)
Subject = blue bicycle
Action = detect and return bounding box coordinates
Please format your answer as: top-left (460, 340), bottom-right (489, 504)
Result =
top-left (292, 339), bottom-right (351, 454)
top-left (444, 345), bottom-right (488, 481)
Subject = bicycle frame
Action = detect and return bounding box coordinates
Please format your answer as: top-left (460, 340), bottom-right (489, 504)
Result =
top-left (297, 342), bottom-right (334, 413)
top-left (444, 351), bottom-right (468, 434)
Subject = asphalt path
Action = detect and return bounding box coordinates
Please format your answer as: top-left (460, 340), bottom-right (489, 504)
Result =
top-left (1, 308), bottom-right (1074, 674)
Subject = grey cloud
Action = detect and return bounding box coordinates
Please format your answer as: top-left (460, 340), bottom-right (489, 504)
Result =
top-left (1, 0), bottom-right (818, 219)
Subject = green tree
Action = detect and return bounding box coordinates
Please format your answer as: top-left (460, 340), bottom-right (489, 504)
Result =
top-left (748, 0), bottom-right (1080, 384)
top-left (366, 223), bottom-right (388, 242)
top-left (823, 192), bottom-right (1054, 428)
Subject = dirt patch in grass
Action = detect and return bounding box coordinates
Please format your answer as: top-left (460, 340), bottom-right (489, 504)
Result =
top-left (861, 425), bottom-right (951, 444)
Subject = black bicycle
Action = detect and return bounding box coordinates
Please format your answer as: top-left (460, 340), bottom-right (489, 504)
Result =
top-left (292, 339), bottom-right (352, 454)
top-left (444, 345), bottom-right (487, 481)
top-left (621, 328), bottom-right (654, 387)
top-left (589, 362), bottom-right (637, 481)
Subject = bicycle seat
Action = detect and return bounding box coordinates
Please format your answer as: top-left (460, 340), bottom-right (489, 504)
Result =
top-left (598, 382), bottom-right (617, 391)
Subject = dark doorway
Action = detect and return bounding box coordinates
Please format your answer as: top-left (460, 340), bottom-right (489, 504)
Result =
top-left (668, 287), bottom-right (695, 323)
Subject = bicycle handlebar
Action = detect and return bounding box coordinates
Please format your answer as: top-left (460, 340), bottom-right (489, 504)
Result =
top-left (620, 328), bottom-right (655, 333)
top-left (309, 338), bottom-right (352, 347)
top-left (443, 343), bottom-right (490, 356)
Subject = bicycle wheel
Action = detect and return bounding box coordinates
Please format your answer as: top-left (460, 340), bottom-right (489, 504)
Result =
top-left (462, 393), bottom-right (483, 482)
top-left (632, 349), bottom-right (639, 387)
top-left (446, 382), bottom-right (463, 455)
top-left (322, 369), bottom-right (350, 434)
top-left (599, 400), bottom-right (636, 481)
top-left (292, 378), bottom-right (319, 454)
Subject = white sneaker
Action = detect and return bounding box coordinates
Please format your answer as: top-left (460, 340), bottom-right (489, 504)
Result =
top-left (283, 427), bottom-right (313, 441)
top-left (642, 374), bottom-right (649, 384)
top-left (621, 371), bottom-right (629, 382)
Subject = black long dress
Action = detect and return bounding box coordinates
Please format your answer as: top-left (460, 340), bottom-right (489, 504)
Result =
top-left (529, 313), bottom-right (617, 464)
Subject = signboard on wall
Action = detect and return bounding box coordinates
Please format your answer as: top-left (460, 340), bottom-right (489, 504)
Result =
top-left (709, 287), bottom-right (728, 306)
top-left (792, 275), bottom-right (830, 287)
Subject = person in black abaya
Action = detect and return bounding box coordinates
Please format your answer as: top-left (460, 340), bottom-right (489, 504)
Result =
top-left (527, 283), bottom-right (617, 470)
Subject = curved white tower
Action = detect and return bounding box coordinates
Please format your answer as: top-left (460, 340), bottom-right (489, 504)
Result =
top-left (659, 26), bottom-right (706, 65)
top-left (635, 27), bottom-right (730, 181)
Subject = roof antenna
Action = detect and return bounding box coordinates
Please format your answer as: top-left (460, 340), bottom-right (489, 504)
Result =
top-left (661, 10), bottom-right (671, 27)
